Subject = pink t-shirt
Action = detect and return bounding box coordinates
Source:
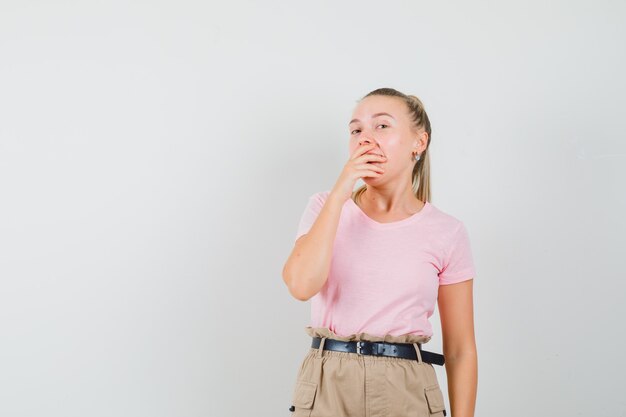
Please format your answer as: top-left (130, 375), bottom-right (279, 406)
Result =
top-left (294, 190), bottom-right (476, 339)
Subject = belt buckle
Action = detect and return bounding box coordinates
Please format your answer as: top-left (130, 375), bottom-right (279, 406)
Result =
top-left (356, 341), bottom-right (385, 356)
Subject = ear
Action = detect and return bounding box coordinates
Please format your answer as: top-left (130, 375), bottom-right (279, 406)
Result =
top-left (416, 131), bottom-right (428, 149)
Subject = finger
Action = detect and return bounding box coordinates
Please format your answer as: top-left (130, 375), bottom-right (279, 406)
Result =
top-left (354, 154), bottom-right (387, 168)
top-left (351, 147), bottom-right (382, 164)
top-left (360, 153), bottom-right (387, 164)
top-left (357, 162), bottom-right (385, 172)
top-left (350, 143), bottom-right (377, 160)
top-left (356, 168), bottom-right (384, 178)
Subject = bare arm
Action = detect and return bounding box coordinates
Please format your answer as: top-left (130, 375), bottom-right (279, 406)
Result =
top-left (438, 278), bottom-right (477, 417)
top-left (282, 192), bottom-right (345, 301)
top-left (282, 142), bottom-right (386, 301)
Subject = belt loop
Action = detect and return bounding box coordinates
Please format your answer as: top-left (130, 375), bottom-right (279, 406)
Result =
top-left (412, 342), bottom-right (423, 364)
top-left (317, 337), bottom-right (327, 358)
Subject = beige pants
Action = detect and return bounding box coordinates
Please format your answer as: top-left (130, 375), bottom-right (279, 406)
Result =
top-left (290, 326), bottom-right (447, 417)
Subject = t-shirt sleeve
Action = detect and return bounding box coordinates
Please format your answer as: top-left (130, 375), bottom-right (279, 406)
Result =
top-left (438, 221), bottom-right (476, 285)
top-left (294, 192), bottom-right (327, 242)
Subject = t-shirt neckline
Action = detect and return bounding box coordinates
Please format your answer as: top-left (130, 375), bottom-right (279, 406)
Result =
top-left (346, 197), bottom-right (432, 229)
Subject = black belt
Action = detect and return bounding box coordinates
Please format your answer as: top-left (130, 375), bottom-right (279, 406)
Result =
top-left (311, 336), bottom-right (445, 366)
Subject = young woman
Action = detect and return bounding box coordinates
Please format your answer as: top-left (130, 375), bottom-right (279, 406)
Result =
top-left (282, 87), bottom-right (477, 417)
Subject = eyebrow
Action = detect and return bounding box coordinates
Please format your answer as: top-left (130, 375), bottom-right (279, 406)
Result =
top-left (349, 112), bottom-right (395, 126)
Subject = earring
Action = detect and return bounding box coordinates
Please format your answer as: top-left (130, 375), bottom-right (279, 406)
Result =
top-left (414, 152), bottom-right (421, 161)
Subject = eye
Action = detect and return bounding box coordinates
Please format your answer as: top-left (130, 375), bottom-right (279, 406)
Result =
top-left (350, 124), bottom-right (388, 135)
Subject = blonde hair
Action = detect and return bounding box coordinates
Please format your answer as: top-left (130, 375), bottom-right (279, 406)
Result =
top-left (352, 87), bottom-right (432, 204)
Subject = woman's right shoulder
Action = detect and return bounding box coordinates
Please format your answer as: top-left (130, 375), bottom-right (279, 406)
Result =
top-left (307, 189), bottom-right (332, 201)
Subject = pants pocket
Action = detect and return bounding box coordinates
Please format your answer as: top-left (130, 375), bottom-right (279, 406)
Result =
top-left (290, 379), bottom-right (318, 417)
top-left (424, 383), bottom-right (447, 416)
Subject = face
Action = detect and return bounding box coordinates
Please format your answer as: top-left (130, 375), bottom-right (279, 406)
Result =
top-left (348, 95), bottom-right (426, 182)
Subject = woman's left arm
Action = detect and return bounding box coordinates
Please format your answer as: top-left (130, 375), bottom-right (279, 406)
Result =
top-left (438, 278), bottom-right (477, 417)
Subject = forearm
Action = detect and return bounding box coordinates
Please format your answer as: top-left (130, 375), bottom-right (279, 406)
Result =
top-left (444, 349), bottom-right (477, 417)
top-left (283, 193), bottom-right (344, 301)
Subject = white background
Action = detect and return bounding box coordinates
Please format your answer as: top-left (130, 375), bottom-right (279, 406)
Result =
top-left (1, 1), bottom-right (625, 416)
